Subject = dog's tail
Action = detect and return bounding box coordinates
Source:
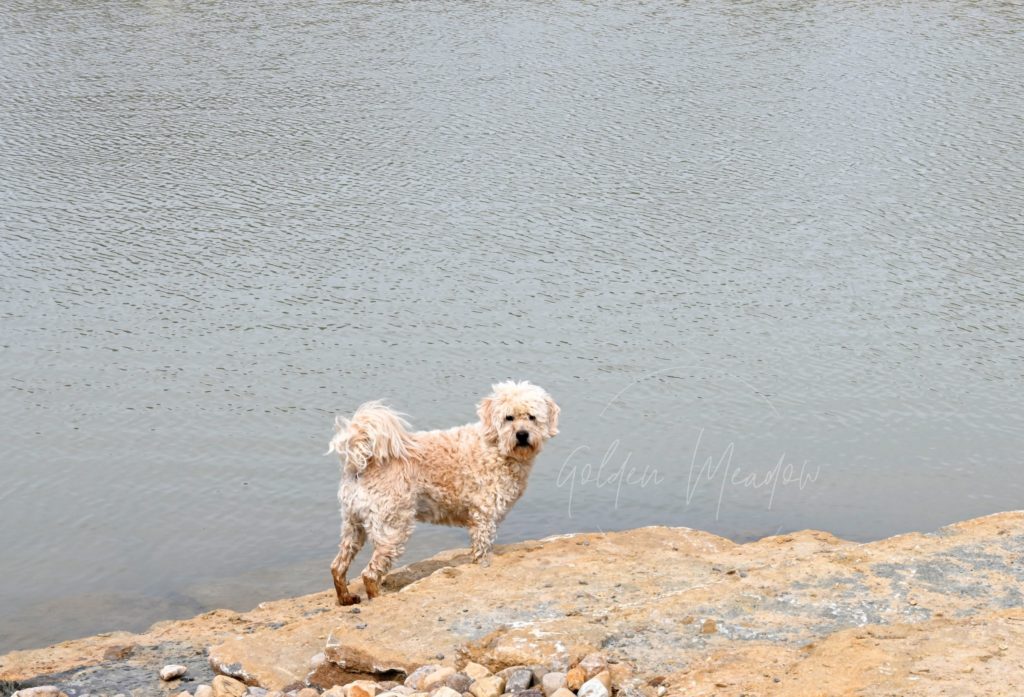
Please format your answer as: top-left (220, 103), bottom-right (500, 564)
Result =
top-left (327, 400), bottom-right (415, 476)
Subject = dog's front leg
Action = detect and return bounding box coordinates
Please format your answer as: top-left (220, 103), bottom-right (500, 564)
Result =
top-left (469, 516), bottom-right (497, 566)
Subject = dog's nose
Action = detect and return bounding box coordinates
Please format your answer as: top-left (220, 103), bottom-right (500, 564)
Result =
top-left (516, 430), bottom-right (530, 445)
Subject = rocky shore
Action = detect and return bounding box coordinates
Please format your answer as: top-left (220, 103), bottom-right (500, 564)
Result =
top-left (4, 512), bottom-right (1024, 697)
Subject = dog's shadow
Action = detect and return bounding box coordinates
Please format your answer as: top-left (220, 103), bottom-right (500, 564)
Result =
top-left (381, 546), bottom-right (523, 592)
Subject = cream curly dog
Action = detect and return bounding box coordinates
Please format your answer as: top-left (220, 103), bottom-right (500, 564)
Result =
top-left (327, 381), bottom-right (560, 605)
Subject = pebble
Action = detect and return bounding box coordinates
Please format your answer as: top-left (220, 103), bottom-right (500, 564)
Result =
top-left (444, 672), bottom-right (474, 693)
top-left (512, 690), bottom-right (543, 697)
top-left (469, 675), bottom-right (505, 697)
top-left (577, 676), bottom-right (609, 697)
top-left (295, 689), bottom-right (320, 697)
top-left (701, 619), bottom-right (717, 634)
top-left (345, 680), bottom-right (380, 697)
top-left (405, 665), bottom-right (440, 690)
top-left (195, 686), bottom-right (214, 697)
top-left (463, 662), bottom-right (491, 681)
top-left (564, 667), bottom-right (585, 691)
top-left (540, 672), bottom-right (566, 696)
top-left (432, 688), bottom-right (462, 697)
top-left (503, 668), bottom-right (533, 692)
top-left (212, 675), bottom-right (248, 697)
top-left (526, 666), bottom-right (547, 686)
top-left (578, 653), bottom-right (608, 680)
top-left (549, 690), bottom-right (575, 697)
top-left (422, 667), bottom-right (456, 691)
top-left (174, 692), bottom-right (193, 697)
top-left (11, 689), bottom-right (68, 697)
top-left (391, 688), bottom-right (415, 696)
top-left (247, 689), bottom-right (268, 697)
top-left (160, 664), bottom-right (189, 681)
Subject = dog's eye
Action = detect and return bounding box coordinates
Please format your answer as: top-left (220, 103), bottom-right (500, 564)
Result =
top-left (528, 414), bottom-right (536, 421)
top-left (505, 415), bottom-right (515, 421)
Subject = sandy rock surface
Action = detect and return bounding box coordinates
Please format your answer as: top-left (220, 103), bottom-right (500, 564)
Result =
top-left (3, 511), bottom-right (1024, 696)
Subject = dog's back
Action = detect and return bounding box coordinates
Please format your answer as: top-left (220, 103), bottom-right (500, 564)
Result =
top-left (327, 401), bottom-right (416, 476)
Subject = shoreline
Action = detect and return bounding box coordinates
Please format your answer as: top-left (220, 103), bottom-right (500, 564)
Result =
top-left (4, 511), bottom-right (1024, 696)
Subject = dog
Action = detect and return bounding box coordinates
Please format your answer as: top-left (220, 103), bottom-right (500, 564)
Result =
top-left (326, 381), bottom-right (559, 605)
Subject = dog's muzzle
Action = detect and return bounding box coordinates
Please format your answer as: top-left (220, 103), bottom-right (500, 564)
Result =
top-left (515, 430), bottom-right (531, 447)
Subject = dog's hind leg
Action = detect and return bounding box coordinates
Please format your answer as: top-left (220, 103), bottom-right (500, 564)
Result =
top-left (332, 518), bottom-right (366, 606)
top-left (361, 514), bottom-right (414, 599)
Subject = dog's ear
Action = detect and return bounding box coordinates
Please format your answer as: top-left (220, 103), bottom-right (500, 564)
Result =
top-left (477, 395), bottom-right (500, 443)
top-left (545, 394), bottom-right (560, 436)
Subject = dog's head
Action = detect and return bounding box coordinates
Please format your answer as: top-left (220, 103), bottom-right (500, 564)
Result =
top-left (477, 381), bottom-right (559, 459)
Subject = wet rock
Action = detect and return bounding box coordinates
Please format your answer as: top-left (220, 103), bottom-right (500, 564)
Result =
top-left (463, 663), bottom-right (491, 681)
top-left (405, 665), bottom-right (440, 690)
top-left (469, 675), bottom-right (505, 697)
top-left (444, 672), bottom-right (473, 693)
top-left (212, 675), bottom-right (248, 697)
top-left (161, 664), bottom-right (189, 681)
top-left (422, 667), bottom-right (456, 691)
top-left (540, 673), bottom-right (565, 696)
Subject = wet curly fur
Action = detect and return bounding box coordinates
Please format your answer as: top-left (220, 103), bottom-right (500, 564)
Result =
top-left (327, 381), bottom-right (559, 604)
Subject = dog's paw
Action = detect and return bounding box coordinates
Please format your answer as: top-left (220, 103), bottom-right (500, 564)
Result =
top-left (336, 593), bottom-right (361, 606)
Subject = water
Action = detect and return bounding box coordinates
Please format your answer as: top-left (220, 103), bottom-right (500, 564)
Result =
top-left (1, 0), bottom-right (1022, 654)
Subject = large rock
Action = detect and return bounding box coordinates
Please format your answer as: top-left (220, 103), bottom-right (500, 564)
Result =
top-left (7, 512), bottom-right (1024, 695)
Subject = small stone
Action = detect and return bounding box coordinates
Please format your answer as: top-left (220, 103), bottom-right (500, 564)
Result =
top-left (11, 689), bottom-right (68, 697)
top-left (345, 681), bottom-right (380, 697)
top-left (323, 689), bottom-right (344, 697)
top-left (578, 654), bottom-right (607, 680)
top-left (444, 673), bottom-right (473, 693)
top-left (701, 619), bottom-right (717, 634)
top-left (565, 668), bottom-right (586, 692)
top-left (247, 689), bottom-right (269, 697)
top-left (526, 666), bottom-right (547, 686)
top-left (267, 693), bottom-right (286, 697)
top-left (422, 667), bottom-right (456, 691)
top-left (195, 686), bottom-right (214, 697)
top-left (161, 665), bottom-right (189, 681)
top-left (577, 675), bottom-right (609, 697)
top-left (514, 691), bottom-right (543, 697)
top-left (503, 668), bottom-right (533, 692)
top-left (463, 663), bottom-right (491, 681)
top-left (391, 688), bottom-right (414, 696)
top-left (212, 676), bottom-right (248, 697)
top-left (469, 676), bottom-right (505, 697)
top-left (296, 690), bottom-right (320, 697)
top-left (550, 690), bottom-right (575, 697)
top-left (175, 692), bottom-right (193, 697)
top-left (657, 688), bottom-right (667, 697)
top-left (405, 665), bottom-right (440, 690)
top-left (540, 673), bottom-right (566, 697)
top-left (433, 688), bottom-right (462, 697)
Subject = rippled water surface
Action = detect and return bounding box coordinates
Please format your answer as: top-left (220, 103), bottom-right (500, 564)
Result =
top-left (2, 0), bottom-right (1023, 652)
